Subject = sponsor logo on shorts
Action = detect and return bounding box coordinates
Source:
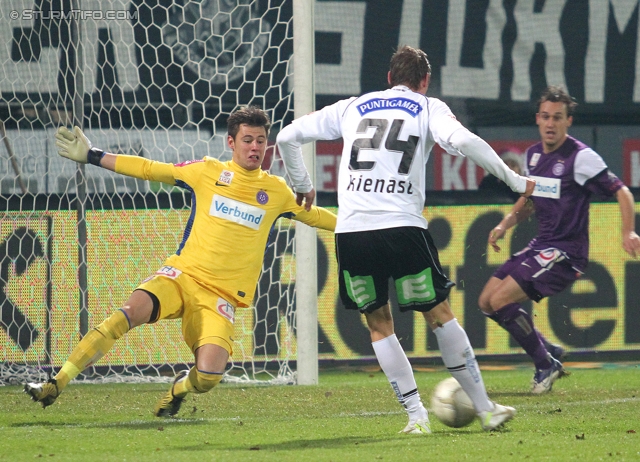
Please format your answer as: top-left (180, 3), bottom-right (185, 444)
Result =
top-left (217, 170), bottom-right (234, 186)
top-left (343, 271), bottom-right (375, 308)
top-left (217, 297), bottom-right (235, 324)
top-left (210, 195), bottom-right (266, 229)
top-left (529, 176), bottom-right (561, 199)
top-left (396, 268), bottom-right (436, 304)
top-left (534, 248), bottom-right (563, 268)
top-left (155, 266), bottom-right (182, 278)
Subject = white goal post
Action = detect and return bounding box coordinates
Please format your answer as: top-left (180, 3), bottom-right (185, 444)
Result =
top-left (0, 0), bottom-right (318, 386)
top-left (293, 0), bottom-right (318, 386)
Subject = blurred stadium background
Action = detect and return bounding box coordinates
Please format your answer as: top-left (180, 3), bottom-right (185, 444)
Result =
top-left (1, 0), bottom-right (639, 386)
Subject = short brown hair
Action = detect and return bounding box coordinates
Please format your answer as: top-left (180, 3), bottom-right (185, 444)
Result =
top-left (537, 85), bottom-right (577, 116)
top-left (388, 46), bottom-right (431, 90)
top-left (227, 106), bottom-right (271, 139)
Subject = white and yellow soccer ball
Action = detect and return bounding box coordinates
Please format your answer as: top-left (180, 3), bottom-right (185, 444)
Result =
top-left (430, 377), bottom-right (476, 428)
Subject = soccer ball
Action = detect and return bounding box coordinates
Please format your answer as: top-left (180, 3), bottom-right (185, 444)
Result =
top-left (430, 377), bottom-right (476, 428)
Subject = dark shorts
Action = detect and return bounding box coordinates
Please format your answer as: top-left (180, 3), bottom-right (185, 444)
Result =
top-left (335, 227), bottom-right (454, 314)
top-left (494, 247), bottom-right (583, 302)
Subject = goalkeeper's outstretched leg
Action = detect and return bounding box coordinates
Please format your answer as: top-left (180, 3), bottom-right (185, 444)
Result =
top-left (24, 290), bottom-right (154, 408)
top-left (154, 344), bottom-right (228, 418)
top-left (26, 108), bottom-right (337, 413)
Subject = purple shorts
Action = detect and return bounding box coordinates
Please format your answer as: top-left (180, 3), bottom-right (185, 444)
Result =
top-left (493, 247), bottom-right (583, 302)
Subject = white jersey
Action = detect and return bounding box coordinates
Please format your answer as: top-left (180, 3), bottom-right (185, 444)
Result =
top-left (282, 85), bottom-right (465, 233)
top-left (278, 85), bottom-right (526, 233)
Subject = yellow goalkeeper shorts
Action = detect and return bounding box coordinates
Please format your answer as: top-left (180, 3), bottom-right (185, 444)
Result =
top-left (136, 266), bottom-right (235, 356)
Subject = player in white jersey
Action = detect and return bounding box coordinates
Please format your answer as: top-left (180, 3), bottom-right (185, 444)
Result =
top-left (277, 46), bottom-right (535, 433)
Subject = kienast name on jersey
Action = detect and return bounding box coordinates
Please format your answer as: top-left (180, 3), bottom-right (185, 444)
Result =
top-left (529, 175), bottom-right (561, 199)
top-left (347, 174), bottom-right (414, 195)
top-left (357, 97), bottom-right (423, 117)
top-left (209, 194), bottom-right (266, 229)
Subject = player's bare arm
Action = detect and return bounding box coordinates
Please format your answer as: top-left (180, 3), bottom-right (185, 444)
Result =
top-left (523, 178), bottom-right (536, 197)
top-left (489, 197), bottom-right (534, 252)
top-left (296, 189), bottom-right (316, 212)
top-left (615, 186), bottom-right (640, 258)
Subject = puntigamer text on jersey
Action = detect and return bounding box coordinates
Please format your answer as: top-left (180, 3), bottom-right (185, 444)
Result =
top-left (357, 98), bottom-right (423, 117)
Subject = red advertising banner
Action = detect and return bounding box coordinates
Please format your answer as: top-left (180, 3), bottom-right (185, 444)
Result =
top-left (433, 140), bottom-right (535, 190)
top-left (269, 140), bottom-right (343, 192)
top-left (315, 141), bottom-right (343, 192)
top-left (622, 139), bottom-right (640, 187)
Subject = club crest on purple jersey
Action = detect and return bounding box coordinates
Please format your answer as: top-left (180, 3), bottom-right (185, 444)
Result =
top-left (552, 162), bottom-right (565, 176)
top-left (256, 190), bottom-right (269, 204)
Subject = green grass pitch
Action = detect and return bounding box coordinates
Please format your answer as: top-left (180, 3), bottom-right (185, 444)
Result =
top-left (1, 366), bottom-right (638, 461)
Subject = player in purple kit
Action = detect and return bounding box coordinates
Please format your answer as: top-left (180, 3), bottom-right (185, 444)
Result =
top-left (478, 85), bottom-right (640, 394)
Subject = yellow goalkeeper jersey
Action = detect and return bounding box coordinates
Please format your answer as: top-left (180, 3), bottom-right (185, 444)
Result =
top-left (115, 155), bottom-right (336, 307)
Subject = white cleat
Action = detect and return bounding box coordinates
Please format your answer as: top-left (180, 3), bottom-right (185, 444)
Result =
top-left (478, 402), bottom-right (516, 431)
top-left (399, 417), bottom-right (432, 434)
top-left (531, 357), bottom-right (568, 394)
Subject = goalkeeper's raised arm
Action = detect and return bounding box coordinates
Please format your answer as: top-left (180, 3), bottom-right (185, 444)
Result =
top-left (55, 126), bottom-right (177, 185)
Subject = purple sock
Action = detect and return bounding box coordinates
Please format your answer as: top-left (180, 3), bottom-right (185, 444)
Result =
top-left (537, 330), bottom-right (553, 350)
top-left (488, 303), bottom-right (551, 369)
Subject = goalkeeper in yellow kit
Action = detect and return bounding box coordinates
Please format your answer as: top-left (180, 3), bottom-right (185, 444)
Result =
top-left (24, 106), bottom-right (335, 417)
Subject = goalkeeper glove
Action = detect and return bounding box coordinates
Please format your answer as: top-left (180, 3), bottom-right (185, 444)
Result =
top-left (55, 126), bottom-right (105, 166)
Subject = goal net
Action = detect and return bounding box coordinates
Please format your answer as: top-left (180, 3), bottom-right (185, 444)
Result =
top-left (0, 0), bottom-right (303, 386)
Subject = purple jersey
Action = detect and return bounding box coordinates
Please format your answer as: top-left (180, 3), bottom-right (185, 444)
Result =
top-left (524, 135), bottom-right (623, 270)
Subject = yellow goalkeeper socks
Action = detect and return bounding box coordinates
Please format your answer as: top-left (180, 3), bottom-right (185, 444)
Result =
top-left (55, 310), bottom-right (131, 390)
top-left (172, 367), bottom-right (223, 397)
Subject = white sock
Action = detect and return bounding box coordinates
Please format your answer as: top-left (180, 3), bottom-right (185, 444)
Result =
top-left (372, 334), bottom-right (427, 421)
top-left (433, 319), bottom-right (493, 413)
